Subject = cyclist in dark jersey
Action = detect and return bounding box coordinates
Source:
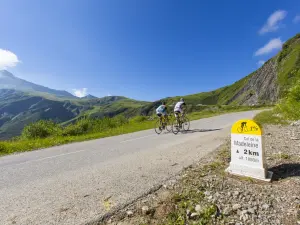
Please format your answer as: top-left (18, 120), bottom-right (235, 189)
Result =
top-left (156, 101), bottom-right (168, 125)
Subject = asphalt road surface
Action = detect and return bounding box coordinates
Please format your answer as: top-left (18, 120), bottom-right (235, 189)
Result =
top-left (0, 110), bottom-right (261, 225)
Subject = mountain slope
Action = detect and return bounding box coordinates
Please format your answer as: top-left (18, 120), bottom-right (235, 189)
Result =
top-left (0, 70), bottom-right (76, 98)
top-left (81, 94), bottom-right (98, 99)
top-left (140, 33), bottom-right (300, 114)
top-left (0, 90), bottom-right (148, 139)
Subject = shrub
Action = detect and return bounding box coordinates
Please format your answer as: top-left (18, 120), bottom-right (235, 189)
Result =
top-left (62, 118), bottom-right (92, 136)
top-left (21, 120), bottom-right (62, 139)
top-left (113, 115), bottom-right (128, 126)
top-left (0, 142), bottom-right (8, 154)
top-left (278, 81), bottom-right (300, 120)
top-left (130, 116), bottom-right (147, 123)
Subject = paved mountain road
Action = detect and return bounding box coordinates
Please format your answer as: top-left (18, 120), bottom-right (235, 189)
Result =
top-left (0, 110), bottom-right (261, 225)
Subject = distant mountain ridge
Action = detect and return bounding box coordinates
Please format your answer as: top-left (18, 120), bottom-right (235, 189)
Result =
top-left (1, 33), bottom-right (300, 140)
top-left (0, 70), bottom-right (76, 98)
top-left (81, 94), bottom-right (98, 99)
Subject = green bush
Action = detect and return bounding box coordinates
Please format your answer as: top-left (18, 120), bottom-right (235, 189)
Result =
top-left (113, 115), bottom-right (128, 126)
top-left (61, 116), bottom-right (128, 136)
top-left (21, 120), bottom-right (62, 139)
top-left (277, 81), bottom-right (300, 120)
top-left (62, 118), bottom-right (92, 136)
top-left (130, 116), bottom-right (147, 123)
top-left (0, 142), bottom-right (8, 154)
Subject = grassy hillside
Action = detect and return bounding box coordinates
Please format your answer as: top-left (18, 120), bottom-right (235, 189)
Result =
top-left (0, 90), bottom-right (149, 139)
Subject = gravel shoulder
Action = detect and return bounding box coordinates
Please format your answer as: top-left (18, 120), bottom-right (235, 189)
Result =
top-left (102, 124), bottom-right (300, 225)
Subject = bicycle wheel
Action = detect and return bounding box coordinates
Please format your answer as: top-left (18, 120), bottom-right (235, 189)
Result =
top-left (165, 116), bottom-right (172, 132)
top-left (171, 118), bottom-right (180, 134)
top-left (237, 127), bottom-right (242, 133)
top-left (154, 119), bottom-right (163, 134)
top-left (182, 116), bottom-right (190, 131)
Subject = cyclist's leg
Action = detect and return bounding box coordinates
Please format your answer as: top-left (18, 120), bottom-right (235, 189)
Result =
top-left (157, 113), bottom-right (162, 125)
top-left (162, 112), bottom-right (167, 124)
top-left (174, 111), bottom-right (180, 124)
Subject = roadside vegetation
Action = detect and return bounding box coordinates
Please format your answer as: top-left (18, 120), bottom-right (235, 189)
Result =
top-left (0, 104), bottom-right (268, 156)
top-left (254, 80), bottom-right (300, 125)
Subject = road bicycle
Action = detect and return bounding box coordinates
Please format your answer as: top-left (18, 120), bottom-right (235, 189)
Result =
top-left (154, 114), bottom-right (172, 134)
top-left (171, 112), bottom-right (190, 134)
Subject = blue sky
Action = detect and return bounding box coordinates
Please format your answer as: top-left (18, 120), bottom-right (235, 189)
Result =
top-left (0, 0), bottom-right (299, 101)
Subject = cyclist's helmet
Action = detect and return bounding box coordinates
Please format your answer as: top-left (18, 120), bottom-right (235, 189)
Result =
top-left (180, 98), bottom-right (184, 102)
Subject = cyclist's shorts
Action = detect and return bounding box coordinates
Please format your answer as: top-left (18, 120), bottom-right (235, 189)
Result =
top-left (174, 109), bottom-right (182, 114)
top-left (174, 110), bottom-right (181, 117)
top-left (157, 112), bottom-right (166, 117)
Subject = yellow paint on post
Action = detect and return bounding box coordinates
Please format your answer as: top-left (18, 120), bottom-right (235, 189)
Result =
top-left (231, 119), bottom-right (262, 135)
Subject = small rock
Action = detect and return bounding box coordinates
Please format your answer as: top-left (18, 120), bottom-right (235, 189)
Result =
top-left (141, 206), bottom-right (149, 215)
top-left (228, 192), bottom-right (232, 197)
top-left (233, 204), bottom-right (242, 211)
top-left (262, 204), bottom-right (270, 210)
top-left (291, 120), bottom-right (300, 126)
top-left (190, 212), bottom-right (199, 219)
top-left (233, 191), bottom-right (240, 196)
top-left (223, 207), bottom-right (231, 215)
top-left (248, 208), bottom-right (255, 214)
top-left (240, 210), bottom-right (249, 221)
top-left (204, 191), bottom-right (211, 196)
top-left (195, 205), bottom-right (201, 212)
top-left (186, 209), bottom-right (191, 216)
top-left (241, 209), bottom-right (248, 214)
top-left (126, 210), bottom-right (133, 217)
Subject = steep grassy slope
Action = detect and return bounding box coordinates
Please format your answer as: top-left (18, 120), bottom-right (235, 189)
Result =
top-left (276, 34), bottom-right (300, 97)
top-left (142, 33), bottom-right (300, 114)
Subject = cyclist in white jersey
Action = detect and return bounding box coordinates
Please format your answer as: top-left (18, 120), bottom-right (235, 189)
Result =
top-left (174, 98), bottom-right (186, 117)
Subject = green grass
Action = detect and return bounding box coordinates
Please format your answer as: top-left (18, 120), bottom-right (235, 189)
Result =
top-left (253, 109), bottom-right (288, 126)
top-left (0, 105), bottom-right (268, 156)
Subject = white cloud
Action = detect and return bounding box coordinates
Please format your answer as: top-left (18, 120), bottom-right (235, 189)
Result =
top-left (257, 60), bottom-right (265, 66)
top-left (293, 15), bottom-right (300, 24)
top-left (254, 38), bottom-right (283, 56)
top-left (259, 10), bottom-right (287, 34)
top-left (72, 88), bottom-right (88, 97)
top-left (0, 49), bottom-right (20, 69)
top-left (107, 93), bottom-right (112, 96)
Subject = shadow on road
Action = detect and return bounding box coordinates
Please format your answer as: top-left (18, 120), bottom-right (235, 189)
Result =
top-left (269, 163), bottom-right (300, 181)
top-left (180, 128), bottom-right (222, 134)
